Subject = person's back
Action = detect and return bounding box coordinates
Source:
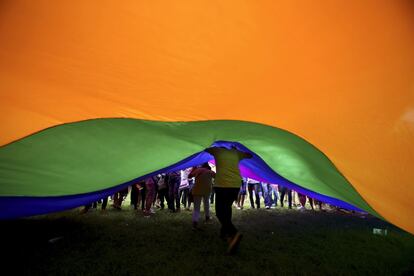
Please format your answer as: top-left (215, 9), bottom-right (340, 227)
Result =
top-left (206, 147), bottom-right (250, 188)
top-left (205, 146), bottom-right (252, 254)
top-left (189, 165), bottom-right (215, 229)
top-left (191, 167), bottom-right (215, 196)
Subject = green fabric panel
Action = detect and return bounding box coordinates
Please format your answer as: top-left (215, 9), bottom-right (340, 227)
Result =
top-left (0, 118), bottom-right (377, 215)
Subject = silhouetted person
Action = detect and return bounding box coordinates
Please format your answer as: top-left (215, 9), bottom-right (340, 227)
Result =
top-left (279, 186), bottom-right (292, 209)
top-left (206, 145), bottom-right (252, 254)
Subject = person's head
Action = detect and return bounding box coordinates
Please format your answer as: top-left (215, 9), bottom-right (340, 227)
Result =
top-left (201, 162), bottom-right (211, 170)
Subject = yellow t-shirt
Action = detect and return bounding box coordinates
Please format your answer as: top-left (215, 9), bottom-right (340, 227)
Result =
top-left (190, 167), bottom-right (215, 196)
top-left (207, 147), bottom-right (250, 188)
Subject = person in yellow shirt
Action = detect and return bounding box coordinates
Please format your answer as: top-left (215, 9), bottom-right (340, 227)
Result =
top-left (205, 145), bottom-right (252, 255)
top-left (189, 163), bottom-right (215, 230)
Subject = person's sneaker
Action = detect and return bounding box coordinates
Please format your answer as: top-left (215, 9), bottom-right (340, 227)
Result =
top-left (192, 221), bottom-right (199, 231)
top-left (227, 232), bottom-right (243, 255)
top-left (204, 217), bottom-right (213, 224)
top-left (236, 206), bottom-right (241, 210)
top-left (265, 206), bottom-right (270, 209)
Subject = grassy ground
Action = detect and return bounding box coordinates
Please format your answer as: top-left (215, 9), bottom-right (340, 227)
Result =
top-left (2, 201), bottom-right (414, 276)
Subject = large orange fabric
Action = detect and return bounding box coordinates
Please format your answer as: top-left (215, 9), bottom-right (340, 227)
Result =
top-left (0, 1), bottom-right (413, 233)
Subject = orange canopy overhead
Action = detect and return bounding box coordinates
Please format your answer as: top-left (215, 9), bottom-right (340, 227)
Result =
top-left (0, 1), bottom-right (413, 233)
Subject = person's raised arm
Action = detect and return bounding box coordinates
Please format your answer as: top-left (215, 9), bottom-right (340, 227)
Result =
top-left (205, 147), bottom-right (215, 155)
top-left (238, 151), bottom-right (253, 160)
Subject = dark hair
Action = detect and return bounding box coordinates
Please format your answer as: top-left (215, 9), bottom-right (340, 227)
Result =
top-left (201, 162), bottom-right (211, 170)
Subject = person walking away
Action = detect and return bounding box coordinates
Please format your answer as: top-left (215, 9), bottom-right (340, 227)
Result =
top-left (205, 145), bottom-right (252, 255)
top-left (189, 163), bottom-right (215, 230)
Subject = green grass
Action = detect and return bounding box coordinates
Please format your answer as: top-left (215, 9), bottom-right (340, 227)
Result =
top-left (2, 202), bottom-right (413, 276)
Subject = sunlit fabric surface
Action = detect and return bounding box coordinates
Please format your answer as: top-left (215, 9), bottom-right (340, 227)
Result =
top-left (0, 1), bottom-right (413, 233)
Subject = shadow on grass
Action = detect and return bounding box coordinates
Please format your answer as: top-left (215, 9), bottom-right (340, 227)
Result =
top-left (1, 207), bottom-right (413, 275)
